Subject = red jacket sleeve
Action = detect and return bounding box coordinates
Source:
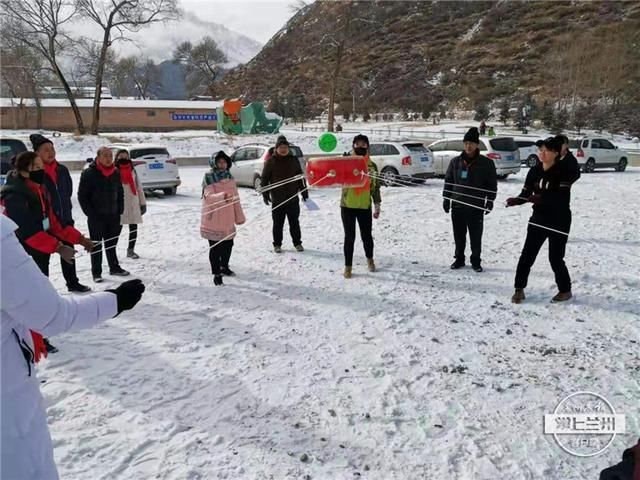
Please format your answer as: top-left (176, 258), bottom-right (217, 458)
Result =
top-left (47, 204), bottom-right (82, 244)
top-left (24, 231), bottom-right (59, 254)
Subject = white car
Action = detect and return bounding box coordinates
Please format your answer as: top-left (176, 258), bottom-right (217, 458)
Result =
top-left (514, 138), bottom-right (542, 168)
top-left (228, 143), bottom-right (305, 189)
top-left (368, 142), bottom-right (435, 185)
top-left (106, 144), bottom-right (181, 195)
top-left (428, 136), bottom-right (521, 179)
top-left (571, 137), bottom-right (628, 172)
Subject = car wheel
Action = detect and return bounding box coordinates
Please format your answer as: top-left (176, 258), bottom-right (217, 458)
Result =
top-left (381, 167), bottom-right (399, 187)
top-left (527, 155), bottom-right (539, 168)
top-left (163, 187), bottom-right (177, 196)
top-left (253, 175), bottom-right (262, 191)
top-left (616, 158), bottom-right (627, 172)
top-left (585, 158), bottom-right (596, 173)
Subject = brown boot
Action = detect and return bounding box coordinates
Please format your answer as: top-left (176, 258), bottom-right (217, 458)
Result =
top-left (367, 258), bottom-right (376, 272)
top-left (343, 267), bottom-right (352, 279)
top-left (511, 288), bottom-right (525, 304)
top-left (551, 291), bottom-right (572, 303)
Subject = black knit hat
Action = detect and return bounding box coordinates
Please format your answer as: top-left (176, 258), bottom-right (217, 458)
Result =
top-left (536, 136), bottom-right (563, 154)
top-left (463, 127), bottom-right (480, 144)
top-left (275, 135), bottom-right (289, 147)
top-left (30, 133), bottom-right (53, 152)
top-left (352, 134), bottom-right (369, 147)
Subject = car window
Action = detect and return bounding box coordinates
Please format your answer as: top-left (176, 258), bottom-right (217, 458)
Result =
top-left (489, 138), bottom-right (517, 152)
top-left (384, 144), bottom-right (400, 155)
top-left (403, 143), bottom-right (428, 153)
top-left (130, 148), bottom-right (170, 158)
top-left (369, 144), bottom-right (383, 156)
top-left (591, 139), bottom-right (602, 149)
top-left (582, 139), bottom-right (589, 148)
top-left (428, 142), bottom-right (443, 152)
top-left (233, 148), bottom-right (247, 161)
top-left (600, 139), bottom-right (615, 149)
top-left (0, 139), bottom-right (27, 162)
top-left (446, 140), bottom-right (464, 151)
top-left (569, 140), bottom-right (581, 149)
top-left (255, 148), bottom-right (266, 159)
top-left (478, 141), bottom-right (488, 151)
top-left (515, 141), bottom-right (535, 148)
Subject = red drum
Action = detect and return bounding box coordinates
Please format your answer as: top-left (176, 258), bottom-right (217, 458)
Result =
top-left (306, 156), bottom-right (369, 188)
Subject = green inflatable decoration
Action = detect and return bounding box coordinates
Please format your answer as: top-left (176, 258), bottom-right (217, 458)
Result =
top-left (318, 132), bottom-right (338, 152)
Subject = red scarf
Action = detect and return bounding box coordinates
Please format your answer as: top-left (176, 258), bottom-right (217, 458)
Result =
top-left (96, 161), bottom-right (116, 178)
top-left (44, 160), bottom-right (58, 184)
top-left (118, 163), bottom-right (137, 196)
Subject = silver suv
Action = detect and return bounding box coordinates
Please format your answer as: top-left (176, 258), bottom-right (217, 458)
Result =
top-left (571, 137), bottom-right (628, 172)
top-left (227, 143), bottom-right (305, 189)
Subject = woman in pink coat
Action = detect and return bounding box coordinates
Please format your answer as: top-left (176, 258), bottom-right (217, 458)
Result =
top-left (201, 151), bottom-right (245, 286)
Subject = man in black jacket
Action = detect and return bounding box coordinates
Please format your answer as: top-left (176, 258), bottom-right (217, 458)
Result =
top-left (78, 147), bottom-right (128, 282)
top-left (30, 134), bottom-right (91, 293)
top-left (261, 136), bottom-right (308, 253)
top-left (443, 127), bottom-right (498, 272)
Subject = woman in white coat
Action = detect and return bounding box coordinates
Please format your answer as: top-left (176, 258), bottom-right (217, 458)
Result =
top-left (115, 149), bottom-right (146, 259)
top-left (1, 215), bottom-right (145, 480)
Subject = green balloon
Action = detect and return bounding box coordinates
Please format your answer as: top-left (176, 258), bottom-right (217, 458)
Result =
top-left (318, 132), bottom-right (338, 152)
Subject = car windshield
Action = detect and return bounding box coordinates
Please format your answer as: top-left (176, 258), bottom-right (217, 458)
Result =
top-left (1, 139), bottom-right (28, 174)
top-left (131, 148), bottom-right (170, 158)
top-left (404, 143), bottom-right (428, 153)
top-left (569, 140), bottom-right (581, 149)
top-left (489, 138), bottom-right (517, 152)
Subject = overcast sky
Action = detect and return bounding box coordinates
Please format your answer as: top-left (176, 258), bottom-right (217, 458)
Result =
top-left (180, 0), bottom-right (297, 44)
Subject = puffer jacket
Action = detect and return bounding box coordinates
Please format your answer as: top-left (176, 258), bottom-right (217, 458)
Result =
top-left (1, 215), bottom-right (118, 480)
top-left (200, 179), bottom-right (245, 241)
top-left (78, 162), bottom-right (124, 219)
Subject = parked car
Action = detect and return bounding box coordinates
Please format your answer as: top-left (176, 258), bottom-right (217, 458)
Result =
top-left (572, 137), bottom-right (628, 172)
top-left (0, 137), bottom-right (28, 185)
top-left (105, 143), bottom-right (181, 195)
top-left (368, 142), bottom-right (435, 186)
top-left (514, 138), bottom-right (542, 168)
top-left (228, 143), bottom-right (305, 189)
top-left (428, 136), bottom-right (521, 179)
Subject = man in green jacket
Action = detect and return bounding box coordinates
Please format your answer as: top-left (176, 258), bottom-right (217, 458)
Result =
top-left (341, 134), bottom-right (381, 279)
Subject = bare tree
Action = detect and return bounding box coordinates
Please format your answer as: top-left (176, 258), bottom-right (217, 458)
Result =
top-left (2, 0), bottom-right (86, 132)
top-left (173, 37), bottom-right (227, 97)
top-left (76, 0), bottom-right (179, 134)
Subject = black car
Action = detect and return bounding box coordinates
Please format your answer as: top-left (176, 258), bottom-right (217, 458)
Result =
top-left (0, 138), bottom-right (28, 184)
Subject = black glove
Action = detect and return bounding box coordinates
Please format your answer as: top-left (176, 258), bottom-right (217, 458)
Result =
top-left (443, 199), bottom-right (450, 214)
top-left (529, 194), bottom-right (542, 205)
top-left (263, 195), bottom-right (271, 206)
top-left (301, 191), bottom-right (309, 201)
top-left (107, 279), bottom-right (145, 315)
top-left (485, 200), bottom-right (493, 215)
top-left (141, 205), bottom-right (147, 215)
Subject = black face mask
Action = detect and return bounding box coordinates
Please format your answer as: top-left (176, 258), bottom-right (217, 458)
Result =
top-left (354, 147), bottom-right (368, 156)
top-left (29, 170), bottom-right (45, 184)
top-left (118, 158), bottom-right (131, 165)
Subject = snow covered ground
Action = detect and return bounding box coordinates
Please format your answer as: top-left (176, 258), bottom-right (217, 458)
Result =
top-left (37, 165), bottom-right (639, 479)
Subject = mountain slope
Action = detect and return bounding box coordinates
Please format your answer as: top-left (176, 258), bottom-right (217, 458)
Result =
top-left (217, 0), bottom-right (640, 112)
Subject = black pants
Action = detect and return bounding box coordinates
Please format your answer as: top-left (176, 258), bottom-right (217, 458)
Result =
top-left (128, 224), bottom-right (138, 250)
top-left (208, 240), bottom-right (234, 275)
top-left (272, 201), bottom-right (301, 247)
top-left (27, 241), bottom-right (80, 287)
top-left (341, 207), bottom-right (374, 267)
top-left (88, 215), bottom-right (122, 276)
top-left (514, 221), bottom-right (572, 293)
top-left (451, 207), bottom-right (484, 266)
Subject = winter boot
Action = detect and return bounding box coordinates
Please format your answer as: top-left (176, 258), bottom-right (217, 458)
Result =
top-left (511, 288), bottom-right (525, 304)
top-left (551, 291), bottom-right (572, 303)
top-left (450, 260), bottom-right (465, 270)
top-left (213, 274), bottom-right (224, 286)
top-left (221, 267), bottom-right (236, 276)
top-left (295, 244), bottom-right (305, 252)
top-left (68, 283), bottom-right (91, 293)
top-left (274, 245), bottom-right (283, 254)
top-left (343, 267), bottom-right (352, 279)
top-left (472, 265), bottom-right (483, 273)
top-left (367, 258), bottom-right (376, 272)
top-left (110, 268), bottom-right (130, 277)
top-left (127, 249), bottom-right (140, 259)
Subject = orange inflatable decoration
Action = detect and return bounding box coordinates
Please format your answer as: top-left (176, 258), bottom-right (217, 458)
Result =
top-left (306, 156), bottom-right (370, 188)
